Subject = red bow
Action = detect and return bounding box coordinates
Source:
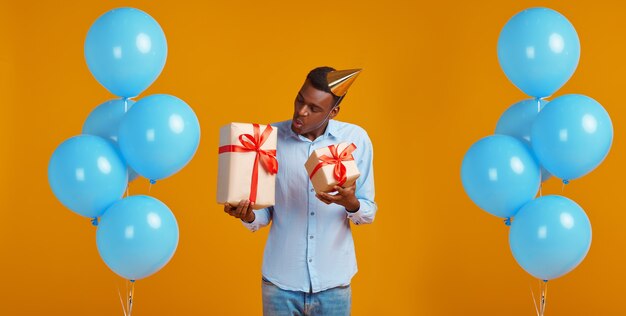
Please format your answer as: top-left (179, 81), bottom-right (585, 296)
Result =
top-left (309, 143), bottom-right (357, 186)
top-left (219, 124), bottom-right (278, 203)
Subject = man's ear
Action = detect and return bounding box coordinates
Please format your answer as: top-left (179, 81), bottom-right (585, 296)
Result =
top-left (330, 106), bottom-right (340, 119)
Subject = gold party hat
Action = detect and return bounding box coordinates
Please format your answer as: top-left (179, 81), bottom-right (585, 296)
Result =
top-left (327, 69), bottom-right (362, 97)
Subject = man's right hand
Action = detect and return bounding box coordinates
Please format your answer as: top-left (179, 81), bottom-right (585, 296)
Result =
top-left (224, 199), bottom-right (255, 223)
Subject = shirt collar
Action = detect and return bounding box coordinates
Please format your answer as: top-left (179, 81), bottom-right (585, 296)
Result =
top-left (325, 119), bottom-right (338, 138)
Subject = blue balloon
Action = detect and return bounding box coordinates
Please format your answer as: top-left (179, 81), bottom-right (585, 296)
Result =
top-left (48, 135), bottom-right (128, 218)
top-left (497, 8), bottom-right (580, 98)
top-left (495, 98), bottom-right (552, 181)
top-left (118, 94), bottom-right (200, 181)
top-left (83, 99), bottom-right (135, 142)
top-left (531, 94), bottom-right (613, 181)
top-left (96, 195), bottom-right (179, 280)
top-left (461, 135), bottom-right (541, 218)
top-left (509, 195), bottom-right (592, 280)
top-left (83, 99), bottom-right (140, 182)
top-left (85, 8), bottom-right (167, 98)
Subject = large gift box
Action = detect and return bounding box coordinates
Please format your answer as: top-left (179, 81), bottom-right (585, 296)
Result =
top-left (217, 123), bottom-right (278, 210)
top-left (304, 143), bottom-right (360, 193)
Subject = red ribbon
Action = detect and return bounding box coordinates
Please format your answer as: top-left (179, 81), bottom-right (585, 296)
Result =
top-left (219, 124), bottom-right (278, 203)
top-left (309, 143), bottom-right (357, 187)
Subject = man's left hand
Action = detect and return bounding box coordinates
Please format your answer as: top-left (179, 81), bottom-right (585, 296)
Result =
top-left (315, 183), bottom-right (360, 212)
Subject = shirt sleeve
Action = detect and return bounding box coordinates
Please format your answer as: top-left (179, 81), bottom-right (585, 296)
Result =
top-left (241, 206), bottom-right (273, 232)
top-left (346, 131), bottom-right (377, 226)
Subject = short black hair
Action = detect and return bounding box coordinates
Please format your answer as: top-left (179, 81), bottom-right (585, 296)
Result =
top-left (306, 66), bottom-right (343, 106)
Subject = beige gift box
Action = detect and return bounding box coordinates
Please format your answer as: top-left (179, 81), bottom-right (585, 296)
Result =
top-left (217, 123), bottom-right (278, 210)
top-left (304, 142), bottom-right (360, 193)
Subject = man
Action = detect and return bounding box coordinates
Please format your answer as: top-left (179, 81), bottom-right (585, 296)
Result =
top-left (224, 66), bottom-right (377, 316)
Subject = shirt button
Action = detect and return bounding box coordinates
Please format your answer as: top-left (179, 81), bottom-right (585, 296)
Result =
top-left (309, 259), bottom-right (312, 262)
top-left (311, 212), bottom-right (315, 216)
top-left (310, 188), bottom-right (314, 192)
top-left (310, 235), bottom-right (314, 239)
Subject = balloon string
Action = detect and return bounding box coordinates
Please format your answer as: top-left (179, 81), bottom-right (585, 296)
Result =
top-left (536, 97), bottom-right (543, 199)
top-left (536, 97), bottom-right (541, 113)
top-left (128, 280), bottom-right (135, 316)
top-left (117, 279), bottom-right (134, 316)
top-left (540, 280), bottom-right (548, 316)
top-left (122, 97), bottom-right (130, 201)
top-left (118, 286), bottom-right (127, 316)
top-left (530, 282), bottom-right (539, 316)
top-left (530, 279), bottom-right (548, 316)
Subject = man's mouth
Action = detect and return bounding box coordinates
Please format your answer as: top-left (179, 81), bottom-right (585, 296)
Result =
top-left (293, 118), bottom-right (304, 128)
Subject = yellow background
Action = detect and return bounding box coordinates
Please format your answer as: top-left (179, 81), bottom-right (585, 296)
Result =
top-left (1, 0), bottom-right (623, 315)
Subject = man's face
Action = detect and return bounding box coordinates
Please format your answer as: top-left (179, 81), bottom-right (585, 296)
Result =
top-left (291, 79), bottom-right (338, 136)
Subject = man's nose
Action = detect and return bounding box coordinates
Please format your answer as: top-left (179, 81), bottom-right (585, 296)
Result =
top-left (298, 105), bottom-right (309, 116)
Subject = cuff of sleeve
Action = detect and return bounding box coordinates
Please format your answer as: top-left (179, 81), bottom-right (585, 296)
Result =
top-left (241, 210), bottom-right (260, 232)
top-left (346, 208), bottom-right (363, 225)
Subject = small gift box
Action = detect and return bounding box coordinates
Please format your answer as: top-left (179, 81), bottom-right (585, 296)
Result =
top-left (217, 123), bottom-right (278, 209)
top-left (304, 142), bottom-right (360, 193)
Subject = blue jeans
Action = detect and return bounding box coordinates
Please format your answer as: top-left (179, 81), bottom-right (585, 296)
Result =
top-left (261, 277), bottom-right (351, 316)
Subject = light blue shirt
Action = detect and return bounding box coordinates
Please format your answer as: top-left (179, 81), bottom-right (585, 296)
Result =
top-left (243, 119), bottom-right (377, 293)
